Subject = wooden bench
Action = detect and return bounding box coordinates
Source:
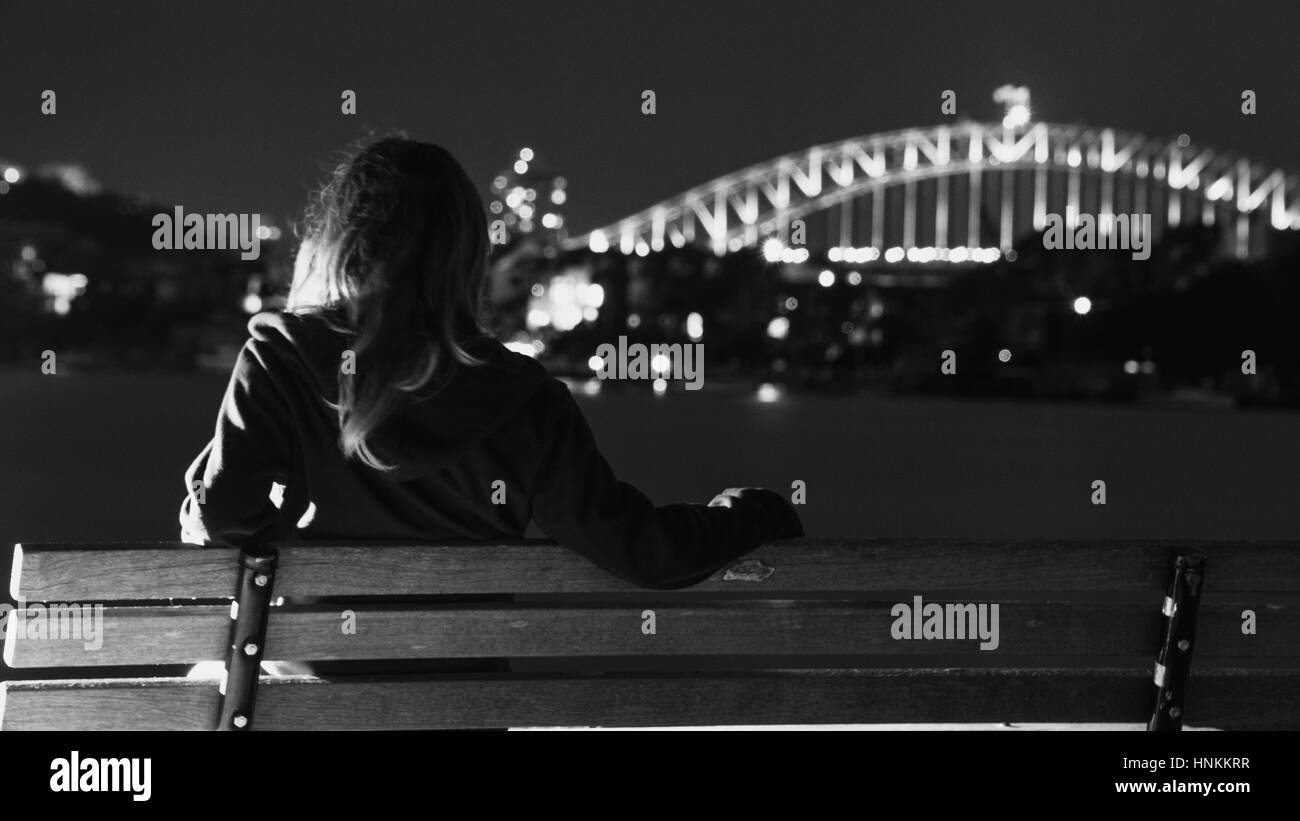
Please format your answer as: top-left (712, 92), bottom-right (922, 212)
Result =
top-left (2, 539), bottom-right (1297, 730)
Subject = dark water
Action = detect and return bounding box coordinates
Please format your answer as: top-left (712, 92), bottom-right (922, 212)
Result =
top-left (3, 370), bottom-right (1298, 553)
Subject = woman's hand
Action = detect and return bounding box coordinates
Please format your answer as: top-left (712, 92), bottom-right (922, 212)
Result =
top-left (708, 487), bottom-right (804, 539)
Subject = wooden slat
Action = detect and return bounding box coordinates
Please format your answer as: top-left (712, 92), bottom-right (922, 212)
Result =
top-left (15, 539), bottom-right (1300, 601)
top-left (4, 605), bottom-right (229, 667)
top-left (268, 599), bottom-right (1300, 662)
top-left (7, 668), bottom-right (1296, 731)
top-left (250, 667), bottom-right (1300, 731)
top-left (271, 540), bottom-right (1186, 597)
top-left (12, 543), bottom-right (239, 600)
top-left (1186, 667), bottom-right (1300, 729)
top-left (0, 669), bottom-right (1154, 730)
top-left (8, 600), bottom-right (1294, 668)
top-left (1, 678), bottom-right (221, 731)
top-left (264, 602), bottom-right (1162, 661)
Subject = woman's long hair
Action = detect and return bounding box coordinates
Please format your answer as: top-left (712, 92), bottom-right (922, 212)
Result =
top-left (288, 137), bottom-right (489, 471)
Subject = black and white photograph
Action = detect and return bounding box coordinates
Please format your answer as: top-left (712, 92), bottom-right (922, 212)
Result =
top-left (0, 0), bottom-right (1295, 806)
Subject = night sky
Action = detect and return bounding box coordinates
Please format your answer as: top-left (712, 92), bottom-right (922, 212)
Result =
top-left (3, 0), bottom-right (1297, 235)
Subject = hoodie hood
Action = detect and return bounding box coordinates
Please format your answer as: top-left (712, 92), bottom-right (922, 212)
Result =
top-left (247, 310), bottom-right (551, 480)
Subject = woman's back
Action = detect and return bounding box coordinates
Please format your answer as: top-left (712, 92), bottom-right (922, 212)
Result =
top-left (180, 309), bottom-right (549, 541)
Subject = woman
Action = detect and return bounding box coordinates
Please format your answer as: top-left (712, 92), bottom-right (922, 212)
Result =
top-left (179, 136), bottom-right (802, 590)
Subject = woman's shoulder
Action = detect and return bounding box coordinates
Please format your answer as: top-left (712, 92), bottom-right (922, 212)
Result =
top-left (246, 308), bottom-right (348, 345)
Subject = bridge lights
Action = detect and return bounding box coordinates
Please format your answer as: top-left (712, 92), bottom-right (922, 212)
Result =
top-left (761, 238), bottom-right (811, 264)
top-left (994, 84), bottom-right (1032, 130)
top-left (1003, 104), bottom-right (1031, 130)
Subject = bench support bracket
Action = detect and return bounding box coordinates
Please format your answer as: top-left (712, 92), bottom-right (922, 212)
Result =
top-left (217, 549), bottom-right (278, 731)
top-left (1147, 551), bottom-right (1205, 731)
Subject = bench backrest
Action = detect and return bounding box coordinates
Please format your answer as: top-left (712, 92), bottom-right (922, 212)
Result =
top-left (3, 540), bottom-right (1297, 730)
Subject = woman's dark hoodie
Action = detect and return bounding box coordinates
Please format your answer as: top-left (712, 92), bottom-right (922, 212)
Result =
top-left (179, 311), bottom-right (803, 589)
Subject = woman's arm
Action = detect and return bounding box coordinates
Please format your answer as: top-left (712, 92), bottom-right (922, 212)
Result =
top-left (529, 382), bottom-right (803, 589)
top-left (179, 340), bottom-right (293, 548)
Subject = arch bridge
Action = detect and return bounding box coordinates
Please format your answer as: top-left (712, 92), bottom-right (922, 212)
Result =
top-left (566, 121), bottom-right (1300, 264)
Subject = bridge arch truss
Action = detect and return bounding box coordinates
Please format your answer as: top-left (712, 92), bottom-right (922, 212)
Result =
top-left (568, 122), bottom-right (1300, 262)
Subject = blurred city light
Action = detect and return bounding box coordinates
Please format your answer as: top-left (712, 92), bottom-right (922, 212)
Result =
top-left (1073, 296), bottom-right (1092, 315)
top-left (41, 272), bottom-right (88, 315)
top-left (756, 383), bottom-right (782, 402)
top-left (526, 308), bottom-right (551, 329)
top-left (580, 282), bottom-right (605, 307)
top-left (686, 312), bottom-right (704, 341)
top-left (766, 316), bottom-right (790, 339)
